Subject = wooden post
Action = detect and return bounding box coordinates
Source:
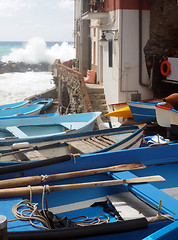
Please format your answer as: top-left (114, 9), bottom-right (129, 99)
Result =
top-left (0, 215), bottom-right (8, 240)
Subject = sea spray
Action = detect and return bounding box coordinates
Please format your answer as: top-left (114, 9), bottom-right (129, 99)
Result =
top-left (0, 72), bottom-right (54, 104)
top-left (0, 37), bottom-right (74, 105)
top-left (1, 37), bottom-right (75, 64)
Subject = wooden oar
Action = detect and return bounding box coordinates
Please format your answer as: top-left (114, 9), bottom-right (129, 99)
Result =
top-left (0, 175), bottom-right (165, 198)
top-left (0, 162), bottom-right (145, 189)
top-left (0, 140), bottom-right (63, 157)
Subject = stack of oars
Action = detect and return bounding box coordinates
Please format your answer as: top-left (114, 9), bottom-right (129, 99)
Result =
top-left (0, 162), bottom-right (165, 198)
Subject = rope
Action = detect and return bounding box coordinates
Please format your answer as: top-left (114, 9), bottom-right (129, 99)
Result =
top-left (70, 214), bottom-right (109, 226)
top-left (8, 185), bottom-right (51, 230)
top-left (8, 184), bottom-right (110, 229)
top-left (41, 175), bottom-right (48, 182)
top-left (71, 153), bottom-right (81, 164)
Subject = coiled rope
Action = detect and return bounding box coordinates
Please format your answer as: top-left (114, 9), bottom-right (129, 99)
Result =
top-left (8, 185), bottom-right (51, 230)
top-left (7, 185), bottom-right (110, 229)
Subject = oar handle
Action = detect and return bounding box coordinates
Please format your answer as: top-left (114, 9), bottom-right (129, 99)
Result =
top-left (1, 140), bottom-right (62, 157)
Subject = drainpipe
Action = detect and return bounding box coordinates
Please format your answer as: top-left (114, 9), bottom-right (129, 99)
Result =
top-left (139, 0), bottom-right (148, 87)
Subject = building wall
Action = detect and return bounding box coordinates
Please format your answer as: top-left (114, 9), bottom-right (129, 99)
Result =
top-left (99, 0), bottom-right (153, 105)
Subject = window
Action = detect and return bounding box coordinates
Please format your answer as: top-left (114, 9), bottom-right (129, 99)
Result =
top-left (108, 40), bottom-right (113, 67)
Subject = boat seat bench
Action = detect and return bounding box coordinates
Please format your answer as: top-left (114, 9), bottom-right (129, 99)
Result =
top-left (6, 126), bottom-right (28, 138)
top-left (67, 136), bottom-right (118, 154)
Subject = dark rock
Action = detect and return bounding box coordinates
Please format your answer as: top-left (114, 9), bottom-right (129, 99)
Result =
top-left (144, 0), bottom-right (178, 62)
top-left (0, 61), bottom-right (52, 74)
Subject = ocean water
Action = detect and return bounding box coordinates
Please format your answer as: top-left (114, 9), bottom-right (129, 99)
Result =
top-left (0, 37), bottom-right (75, 104)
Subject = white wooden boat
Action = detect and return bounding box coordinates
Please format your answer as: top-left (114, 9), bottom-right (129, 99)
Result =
top-left (0, 124), bottom-right (145, 164)
top-left (170, 108), bottom-right (178, 135)
top-left (155, 102), bottom-right (171, 128)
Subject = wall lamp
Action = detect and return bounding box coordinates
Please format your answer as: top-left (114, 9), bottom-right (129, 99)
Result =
top-left (99, 30), bottom-right (118, 42)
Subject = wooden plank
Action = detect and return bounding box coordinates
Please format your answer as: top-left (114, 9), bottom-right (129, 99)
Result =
top-left (67, 140), bottom-right (99, 154)
top-left (100, 135), bottom-right (118, 143)
top-left (26, 150), bottom-right (46, 161)
top-left (6, 126), bottom-right (28, 138)
top-left (90, 137), bottom-right (110, 147)
top-left (97, 136), bottom-right (117, 145)
top-left (83, 138), bottom-right (104, 149)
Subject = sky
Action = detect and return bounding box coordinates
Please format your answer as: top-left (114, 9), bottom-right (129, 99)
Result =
top-left (0, 0), bottom-right (74, 42)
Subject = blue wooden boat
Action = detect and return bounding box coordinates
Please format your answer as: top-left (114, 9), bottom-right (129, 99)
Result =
top-left (127, 100), bottom-right (163, 123)
top-left (0, 104), bottom-right (44, 119)
top-left (0, 112), bottom-right (101, 150)
top-left (0, 100), bottom-right (30, 110)
top-left (0, 124), bottom-right (145, 164)
top-left (143, 221), bottom-right (178, 240)
top-left (0, 144), bottom-right (178, 239)
top-left (30, 98), bottom-right (53, 111)
top-left (0, 98), bottom-right (52, 113)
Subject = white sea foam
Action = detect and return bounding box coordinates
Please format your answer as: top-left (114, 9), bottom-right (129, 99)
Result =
top-left (0, 71), bottom-right (54, 104)
top-left (1, 37), bottom-right (75, 64)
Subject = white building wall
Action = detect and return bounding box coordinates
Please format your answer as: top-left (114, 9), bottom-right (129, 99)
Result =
top-left (101, 9), bottom-right (153, 105)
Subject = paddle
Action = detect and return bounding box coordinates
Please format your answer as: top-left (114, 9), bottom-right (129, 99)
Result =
top-left (0, 162), bottom-right (145, 189)
top-left (0, 140), bottom-right (63, 158)
top-left (0, 175), bottom-right (165, 198)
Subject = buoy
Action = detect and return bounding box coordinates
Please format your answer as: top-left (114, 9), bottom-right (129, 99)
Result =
top-left (160, 61), bottom-right (171, 76)
top-left (163, 93), bottom-right (178, 108)
top-left (12, 142), bottom-right (31, 150)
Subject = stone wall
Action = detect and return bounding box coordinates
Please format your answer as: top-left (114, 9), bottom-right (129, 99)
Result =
top-left (144, 0), bottom-right (178, 62)
top-left (53, 60), bottom-right (92, 115)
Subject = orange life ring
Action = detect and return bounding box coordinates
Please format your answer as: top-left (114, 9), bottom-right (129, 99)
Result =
top-left (160, 60), bottom-right (171, 76)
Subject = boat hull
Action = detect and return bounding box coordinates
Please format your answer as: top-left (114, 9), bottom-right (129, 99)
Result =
top-left (170, 108), bottom-right (178, 135)
top-left (1, 145), bottom-right (178, 239)
top-left (0, 104), bottom-right (44, 118)
top-left (0, 100), bottom-right (29, 110)
top-left (127, 100), bottom-right (162, 123)
top-left (155, 103), bottom-right (171, 128)
top-left (0, 124), bottom-right (145, 165)
top-left (0, 112), bottom-right (101, 149)
top-left (105, 106), bottom-right (133, 118)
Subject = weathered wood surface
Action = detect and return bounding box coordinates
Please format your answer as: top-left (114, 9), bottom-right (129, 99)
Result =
top-left (0, 162), bottom-right (146, 189)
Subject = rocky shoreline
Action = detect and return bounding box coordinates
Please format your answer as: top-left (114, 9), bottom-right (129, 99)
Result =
top-left (0, 61), bottom-right (52, 73)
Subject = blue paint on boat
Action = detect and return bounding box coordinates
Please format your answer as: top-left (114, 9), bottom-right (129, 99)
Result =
top-left (0, 104), bottom-right (44, 118)
top-left (30, 98), bottom-right (53, 111)
top-left (0, 145), bottom-right (178, 239)
top-left (143, 221), bottom-right (178, 240)
top-left (0, 111), bottom-right (101, 145)
top-left (0, 100), bottom-right (29, 110)
top-left (127, 101), bottom-right (162, 123)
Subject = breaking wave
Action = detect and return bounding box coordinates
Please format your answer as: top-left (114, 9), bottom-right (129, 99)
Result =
top-left (1, 37), bottom-right (75, 64)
